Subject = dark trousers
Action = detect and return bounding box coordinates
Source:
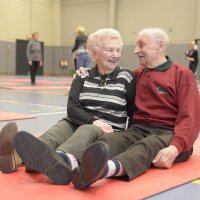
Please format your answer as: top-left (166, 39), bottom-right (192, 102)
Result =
top-left (38, 119), bottom-right (104, 155)
top-left (29, 61), bottom-right (39, 84)
top-left (91, 124), bottom-right (193, 181)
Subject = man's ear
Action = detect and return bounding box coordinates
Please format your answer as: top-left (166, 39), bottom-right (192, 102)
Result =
top-left (157, 40), bottom-right (165, 52)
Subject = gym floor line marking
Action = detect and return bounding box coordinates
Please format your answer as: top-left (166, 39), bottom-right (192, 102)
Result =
top-left (0, 100), bottom-right (19, 104)
top-left (1, 89), bottom-right (68, 96)
top-left (33, 111), bottom-right (66, 116)
top-left (29, 110), bottom-right (42, 113)
top-left (0, 100), bottom-right (66, 109)
top-left (51, 108), bottom-right (65, 110)
top-left (30, 90), bottom-right (70, 95)
top-left (25, 102), bottom-right (67, 109)
top-left (193, 179), bottom-right (200, 184)
top-left (28, 103), bottom-right (66, 108)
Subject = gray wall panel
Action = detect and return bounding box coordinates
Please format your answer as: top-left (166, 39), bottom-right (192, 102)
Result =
top-left (0, 42), bottom-right (199, 80)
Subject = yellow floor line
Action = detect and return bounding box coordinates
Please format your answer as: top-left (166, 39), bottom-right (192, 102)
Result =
top-left (193, 179), bottom-right (200, 184)
top-left (30, 110), bottom-right (41, 113)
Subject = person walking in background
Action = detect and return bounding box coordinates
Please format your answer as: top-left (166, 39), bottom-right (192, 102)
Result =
top-left (185, 41), bottom-right (198, 74)
top-left (71, 26), bottom-right (90, 70)
top-left (26, 32), bottom-right (43, 85)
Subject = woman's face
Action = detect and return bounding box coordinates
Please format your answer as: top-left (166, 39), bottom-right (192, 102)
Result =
top-left (33, 33), bottom-right (39, 41)
top-left (94, 38), bottom-right (122, 74)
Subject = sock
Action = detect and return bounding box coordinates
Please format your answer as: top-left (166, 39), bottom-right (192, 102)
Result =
top-left (56, 150), bottom-right (79, 170)
top-left (66, 153), bottom-right (79, 170)
top-left (102, 160), bottom-right (122, 178)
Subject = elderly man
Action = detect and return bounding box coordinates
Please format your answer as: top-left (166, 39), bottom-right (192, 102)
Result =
top-left (0, 28), bottom-right (136, 185)
top-left (69, 28), bottom-right (200, 190)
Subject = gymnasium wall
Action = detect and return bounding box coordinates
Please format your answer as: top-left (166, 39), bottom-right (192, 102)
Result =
top-left (0, 0), bottom-right (199, 78)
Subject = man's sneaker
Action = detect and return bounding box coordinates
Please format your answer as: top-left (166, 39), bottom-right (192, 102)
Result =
top-left (0, 122), bottom-right (22, 173)
top-left (71, 142), bottom-right (109, 190)
top-left (13, 131), bottom-right (72, 185)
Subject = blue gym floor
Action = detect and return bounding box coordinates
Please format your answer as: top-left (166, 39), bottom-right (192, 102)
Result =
top-left (0, 75), bottom-right (200, 200)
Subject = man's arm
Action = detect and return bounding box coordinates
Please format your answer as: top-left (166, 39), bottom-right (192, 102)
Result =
top-left (75, 67), bottom-right (91, 76)
top-left (26, 41), bottom-right (31, 63)
top-left (170, 80), bottom-right (200, 153)
top-left (125, 70), bottom-right (137, 127)
top-left (153, 70), bottom-right (200, 168)
top-left (71, 37), bottom-right (80, 53)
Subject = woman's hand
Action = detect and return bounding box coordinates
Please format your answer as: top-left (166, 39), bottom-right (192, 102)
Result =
top-left (92, 120), bottom-right (113, 133)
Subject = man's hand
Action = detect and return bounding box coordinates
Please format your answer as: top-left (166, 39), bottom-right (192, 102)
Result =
top-left (152, 145), bottom-right (179, 168)
top-left (93, 120), bottom-right (113, 133)
top-left (76, 67), bottom-right (90, 76)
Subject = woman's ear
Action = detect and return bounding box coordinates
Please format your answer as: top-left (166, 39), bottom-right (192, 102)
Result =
top-left (93, 49), bottom-right (98, 59)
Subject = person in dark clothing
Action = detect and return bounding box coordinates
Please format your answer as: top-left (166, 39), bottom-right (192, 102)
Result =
top-left (71, 26), bottom-right (90, 70)
top-left (0, 29), bottom-right (136, 186)
top-left (26, 32), bottom-right (43, 85)
top-left (185, 41), bottom-right (198, 74)
top-left (69, 28), bottom-right (200, 190)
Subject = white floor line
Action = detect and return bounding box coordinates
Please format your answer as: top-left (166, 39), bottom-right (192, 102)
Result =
top-left (0, 100), bottom-right (66, 109)
top-left (33, 111), bottom-right (66, 116)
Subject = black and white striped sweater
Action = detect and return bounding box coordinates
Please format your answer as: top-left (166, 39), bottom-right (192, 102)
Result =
top-left (66, 66), bottom-right (136, 131)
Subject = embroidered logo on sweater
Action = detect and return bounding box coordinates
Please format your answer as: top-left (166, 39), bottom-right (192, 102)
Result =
top-left (156, 86), bottom-right (168, 94)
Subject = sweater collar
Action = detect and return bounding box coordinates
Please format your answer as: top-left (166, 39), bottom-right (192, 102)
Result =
top-left (143, 56), bottom-right (172, 72)
top-left (90, 65), bottom-right (120, 80)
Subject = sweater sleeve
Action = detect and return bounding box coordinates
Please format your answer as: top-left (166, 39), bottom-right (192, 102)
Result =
top-left (170, 74), bottom-right (200, 154)
top-left (26, 41), bottom-right (31, 60)
top-left (71, 37), bottom-right (79, 53)
top-left (67, 76), bottom-right (96, 125)
top-left (192, 50), bottom-right (198, 62)
top-left (125, 71), bottom-right (137, 127)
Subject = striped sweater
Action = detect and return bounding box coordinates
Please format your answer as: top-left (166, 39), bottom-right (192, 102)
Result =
top-left (66, 66), bottom-right (136, 131)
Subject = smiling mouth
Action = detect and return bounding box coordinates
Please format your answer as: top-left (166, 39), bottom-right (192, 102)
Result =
top-left (108, 60), bottom-right (118, 63)
top-left (138, 55), bottom-right (144, 59)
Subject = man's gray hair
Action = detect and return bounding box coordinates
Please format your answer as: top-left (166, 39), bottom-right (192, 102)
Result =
top-left (138, 28), bottom-right (170, 50)
top-left (87, 28), bottom-right (123, 60)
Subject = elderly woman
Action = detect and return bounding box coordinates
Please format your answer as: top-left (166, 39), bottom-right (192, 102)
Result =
top-left (0, 28), bottom-right (136, 186)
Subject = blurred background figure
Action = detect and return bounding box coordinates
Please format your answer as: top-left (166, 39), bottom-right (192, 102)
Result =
top-left (72, 52), bottom-right (77, 70)
top-left (185, 41), bottom-right (198, 74)
top-left (26, 32), bottom-right (43, 85)
top-left (71, 26), bottom-right (90, 71)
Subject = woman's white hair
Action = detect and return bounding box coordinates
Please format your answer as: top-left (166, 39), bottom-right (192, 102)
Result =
top-left (138, 28), bottom-right (170, 50)
top-left (87, 28), bottom-right (123, 60)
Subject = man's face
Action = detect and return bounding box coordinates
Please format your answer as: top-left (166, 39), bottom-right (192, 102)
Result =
top-left (95, 38), bottom-right (122, 73)
top-left (134, 34), bottom-right (160, 68)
